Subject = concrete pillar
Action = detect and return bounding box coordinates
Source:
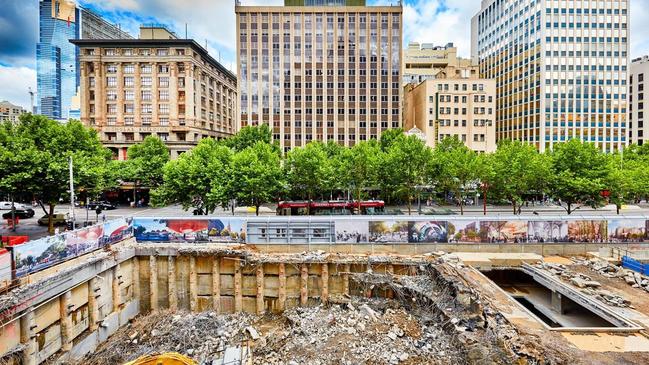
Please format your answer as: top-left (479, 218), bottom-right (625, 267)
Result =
top-left (112, 264), bottom-right (122, 313)
top-left (189, 256), bottom-right (198, 312)
top-left (168, 256), bottom-right (177, 311)
top-left (88, 277), bottom-right (99, 332)
top-left (132, 257), bottom-right (140, 307)
top-left (343, 263), bottom-right (350, 295)
top-left (234, 260), bottom-right (242, 312)
top-left (300, 264), bottom-right (308, 306)
top-left (20, 308), bottom-right (37, 365)
top-left (256, 264), bottom-right (265, 315)
top-left (212, 257), bottom-right (221, 312)
top-left (321, 263), bottom-right (329, 303)
top-left (387, 264), bottom-right (394, 299)
top-left (149, 256), bottom-right (158, 311)
top-left (60, 291), bottom-right (73, 352)
top-left (278, 263), bottom-right (286, 312)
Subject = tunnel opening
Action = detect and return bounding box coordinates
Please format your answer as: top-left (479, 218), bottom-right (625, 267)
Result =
top-left (483, 269), bottom-right (620, 329)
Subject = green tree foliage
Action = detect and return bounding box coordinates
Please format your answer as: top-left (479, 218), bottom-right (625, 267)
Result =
top-left (550, 139), bottom-right (610, 214)
top-left (339, 141), bottom-right (382, 207)
top-left (122, 136), bottom-right (170, 188)
top-left (229, 142), bottom-right (285, 215)
top-left (489, 140), bottom-right (551, 214)
top-left (379, 128), bottom-right (404, 151)
top-left (0, 115), bottom-right (112, 232)
top-left (382, 134), bottom-right (432, 214)
top-left (223, 124), bottom-right (279, 153)
top-left (432, 137), bottom-right (481, 215)
top-left (284, 142), bottom-right (332, 203)
top-left (151, 138), bottom-right (233, 214)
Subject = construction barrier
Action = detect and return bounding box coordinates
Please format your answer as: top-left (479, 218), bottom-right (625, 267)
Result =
top-left (621, 256), bottom-right (649, 276)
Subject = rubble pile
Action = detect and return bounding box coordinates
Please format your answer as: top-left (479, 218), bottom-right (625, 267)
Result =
top-left (536, 262), bottom-right (631, 307)
top-left (573, 257), bottom-right (649, 293)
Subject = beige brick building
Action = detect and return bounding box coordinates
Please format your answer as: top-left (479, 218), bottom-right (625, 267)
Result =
top-left (0, 101), bottom-right (26, 123)
top-left (402, 42), bottom-right (476, 85)
top-left (72, 26), bottom-right (237, 159)
top-left (236, 1), bottom-right (402, 152)
top-left (403, 72), bottom-right (497, 153)
top-left (629, 56), bottom-right (649, 146)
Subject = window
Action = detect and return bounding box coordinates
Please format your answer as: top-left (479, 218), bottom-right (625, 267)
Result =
top-left (159, 104), bottom-right (169, 114)
top-left (142, 116), bottom-right (152, 125)
top-left (156, 48), bottom-right (169, 56)
top-left (158, 64), bottom-right (169, 73)
top-left (106, 77), bottom-right (117, 87)
top-left (107, 90), bottom-right (117, 101)
top-left (159, 118), bottom-right (169, 127)
top-left (141, 90), bottom-right (152, 101)
top-left (107, 117), bottom-right (116, 125)
top-left (141, 64), bottom-right (152, 74)
top-left (159, 89), bottom-right (169, 101)
top-left (107, 65), bottom-right (117, 73)
top-left (107, 104), bottom-right (117, 114)
top-left (159, 77), bottom-right (169, 87)
top-left (124, 117), bottom-right (134, 126)
top-left (124, 90), bottom-right (134, 101)
top-left (124, 76), bottom-right (134, 87)
top-left (124, 104), bottom-right (134, 114)
top-left (124, 64), bottom-right (135, 74)
top-left (142, 104), bottom-right (152, 114)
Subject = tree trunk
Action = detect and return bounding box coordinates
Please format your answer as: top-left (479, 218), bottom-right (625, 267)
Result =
top-left (616, 204), bottom-right (620, 215)
top-left (48, 203), bottom-right (55, 234)
top-left (482, 187), bottom-right (488, 215)
top-left (512, 200), bottom-right (517, 215)
top-left (255, 201), bottom-right (260, 216)
top-left (407, 195), bottom-right (412, 216)
top-left (357, 188), bottom-right (362, 215)
top-left (567, 203), bottom-right (572, 215)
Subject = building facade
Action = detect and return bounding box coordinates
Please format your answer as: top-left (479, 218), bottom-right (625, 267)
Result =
top-left (0, 101), bottom-right (26, 123)
top-left (402, 42), bottom-right (476, 85)
top-left (629, 56), bottom-right (649, 146)
top-left (37, 0), bottom-right (131, 121)
top-left (72, 27), bottom-right (237, 159)
top-left (236, 1), bottom-right (402, 151)
top-left (471, 0), bottom-right (629, 152)
top-left (403, 73), bottom-right (497, 153)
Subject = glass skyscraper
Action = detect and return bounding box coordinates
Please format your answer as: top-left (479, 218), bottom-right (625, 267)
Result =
top-left (472, 0), bottom-right (629, 152)
top-left (37, 0), bottom-right (131, 120)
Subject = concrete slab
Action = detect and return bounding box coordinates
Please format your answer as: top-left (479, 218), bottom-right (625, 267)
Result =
top-left (456, 252), bottom-right (542, 267)
top-left (562, 332), bottom-right (649, 352)
top-left (67, 331), bottom-right (98, 361)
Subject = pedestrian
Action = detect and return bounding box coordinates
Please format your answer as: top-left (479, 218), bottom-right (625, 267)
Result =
top-left (102, 213), bottom-right (106, 222)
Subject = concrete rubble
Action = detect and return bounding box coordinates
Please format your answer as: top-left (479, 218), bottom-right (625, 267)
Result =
top-left (573, 257), bottom-right (649, 293)
top-left (536, 262), bottom-right (631, 307)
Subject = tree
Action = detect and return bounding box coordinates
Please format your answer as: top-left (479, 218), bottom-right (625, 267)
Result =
top-left (433, 137), bottom-right (481, 215)
top-left (284, 142), bottom-right (331, 204)
top-left (229, 142), bottom-right (285, 215)
top-left (151, 138), bottom-right (233, 214)
top-left (123, 136), bottom-right (169, 187)
top-left (339, 141), bottom-right (382, 209)
top-left (605, 153), bottom-right (633, 214)
top-left (489, 140), bottom-right (551, 214)
top-left (550, 139), bottom-right (610, 214)
top-left (223, 124), bottom-right (279, 153)
top-left (0, 115), bottom-right (112, 233)
top-left (382, 134), bottom-right (432, 214)
top-left (379, 128), bottom-right (404, 151)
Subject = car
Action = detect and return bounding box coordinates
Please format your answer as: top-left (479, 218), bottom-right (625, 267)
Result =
top-left (37, 214), bottom-right (68, 226)
top-left (2, 209), bottom-right (35, 219)
top-left (87, 201), bottom-right (117, 210)
top-left (0, 202), bottom-right (30, 211)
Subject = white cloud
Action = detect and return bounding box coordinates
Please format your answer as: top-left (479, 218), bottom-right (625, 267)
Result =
top-left (630, 0), bottom-right (649, 58)
top-left (0, 66), bottom-right (36, 110)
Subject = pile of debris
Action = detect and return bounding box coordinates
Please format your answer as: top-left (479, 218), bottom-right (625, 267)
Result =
top-left (573, 257), bottom-right (649, 293)
top-left (536, 262), bottom-right (631, 308)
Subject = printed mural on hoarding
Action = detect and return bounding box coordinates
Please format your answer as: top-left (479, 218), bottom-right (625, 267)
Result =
top-left (65, 225), bottom-right (102, 256)
top-left (567, 220), bottom-right (607, 242)
top-left (527, 221), bottom-right (569, 243)
top-left (408, 221), bottom-right (448, 243)
top-left (608, 219), bottom-right (647, 242)
top-left (335, 220), bottom-right (369, 243)
top-left (447, 220), bottom-right (481, 243)
top-left (0, 249), bottom-right (11, 289)
top-left (13, 234), bottom-right (69, 278)
top-left (479, 221), bottom-right (528, 243)
top-left (369, 220), bottom-right (409, 243)
top-left (100, 217), bottom-right (133, 246)
top-left (133, 218), bottom-right (246, 243)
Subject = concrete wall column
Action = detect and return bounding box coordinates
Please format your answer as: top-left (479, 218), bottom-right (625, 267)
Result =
top-left (189, 256), bottom-right (198, 312)
top-left (112, 264), bottom-right (122, 313)
top-left (278, 263), bottom-right (286, 312)
top-left (256, 264), bottom-right (265, 315)
top-left (20, 308), bottom-right (36, 365)
top-left (300, 264), bottom-right (308, 306)
top-left (88, 277), bottom-right (99, 332)
top-left (212, 257), bottom-right (221, 312)
top-left (321, 263), bottom-right (329, 303)
top-left (343, 263), bottom-right (351, 295)
top-left (234, 260), bottom-right (242, 312)
top-left (132, 257), bottom-right (140, 309)
top-left (60, 291), bottom-right (73, 352)
top-left (168, 256), bottom-right (177, 311)
top-left (149, 256), bottom-right (158, 311)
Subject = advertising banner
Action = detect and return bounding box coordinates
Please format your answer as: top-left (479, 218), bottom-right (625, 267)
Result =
top-left (408, 221), bottom-right (448, 243)
top-left (369, 220), bottom-right (409, 243)
top-left (0, 249), bottom-right (11, 289)
top-left (13, 234), bottom-right (69, 278)
top-left (133, 218), bottom-right (246, 243)
top-left (479, 220), bottom-right (528, 243)
top-left (527, 221), bottom-right (569, 243)
top-left (447, 220), bottom-right (481, 243)
top-left (100, 218), bottom-right (133, 246)
top-left (335, 220), bottom-right (369, 243)
top-left (608, 219), bottom-right (647, 242)
top-left (567, 220), bottom-right (607, 242)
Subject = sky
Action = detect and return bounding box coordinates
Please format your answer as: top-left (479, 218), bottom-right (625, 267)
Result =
top-left (0, 0), bottom-right (648, 109)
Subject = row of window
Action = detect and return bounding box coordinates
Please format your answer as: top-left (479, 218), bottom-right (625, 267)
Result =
top-left (437, 120), bottom-right (494, 127)
top-left (435, 95), bottom-right (494, 103)
top-left (438, 107), bottom-right (493, 115)
top-left (105, 116), bottom-right (185, 126)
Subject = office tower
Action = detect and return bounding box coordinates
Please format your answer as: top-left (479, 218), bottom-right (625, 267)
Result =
top-left (37, 0), bottom-right (131, 121)
top-left (72, 26), bottom-right (237, 159)
top-left (402, 42), bottom-right (475, 85)
top-left (236, 0), bottom-right (402, 152)
top-left (471, 0), bottom-right (629, 152)
top-left (629, 56), bottom-right (649, 146)
top-left (403, 71), bottom-right (497, 153)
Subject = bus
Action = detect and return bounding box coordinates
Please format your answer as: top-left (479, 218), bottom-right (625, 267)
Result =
top-left (276, 200), bottom-right (385, 216)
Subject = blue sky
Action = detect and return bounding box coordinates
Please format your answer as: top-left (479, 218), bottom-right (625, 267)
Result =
top-left (1, 0), bottom-right (648, 109)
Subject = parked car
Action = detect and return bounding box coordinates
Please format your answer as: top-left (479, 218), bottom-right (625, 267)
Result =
top-left (87, 201), bottom-right (117, 210)
top-left (2, 209), bottom-right (35, 219)
top-left (37, 214), bottom-right (68, 226)
top-left (0, 202), bottom-right (30, 211)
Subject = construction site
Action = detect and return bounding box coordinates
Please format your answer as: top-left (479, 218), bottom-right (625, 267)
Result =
top-left (3, 215), bottom-right (649, 364)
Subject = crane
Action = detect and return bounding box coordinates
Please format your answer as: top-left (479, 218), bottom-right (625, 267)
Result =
top-left (28, 87), bottom-right (35, 114)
